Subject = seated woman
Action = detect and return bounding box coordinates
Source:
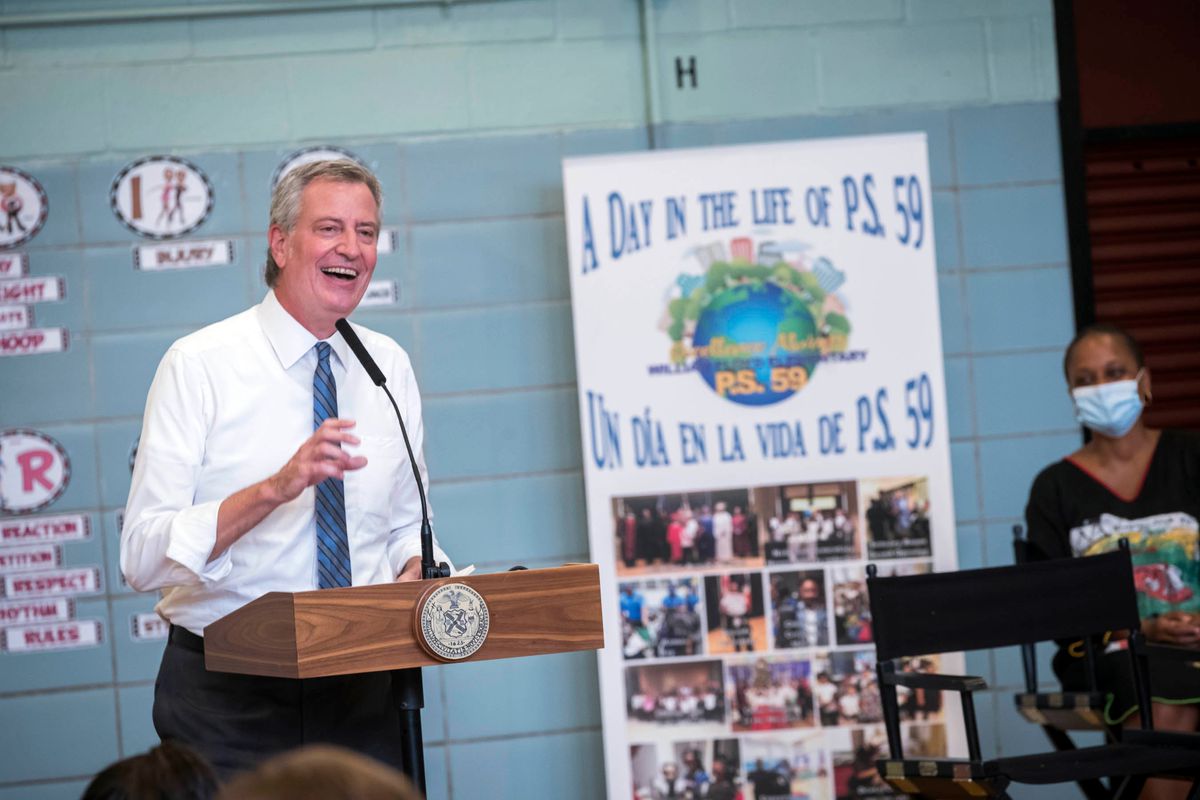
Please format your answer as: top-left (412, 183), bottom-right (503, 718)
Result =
top-left (1025, 324), bottom-right (1200, 799)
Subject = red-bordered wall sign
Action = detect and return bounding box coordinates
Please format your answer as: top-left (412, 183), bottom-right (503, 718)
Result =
top-left (110, 156), bottom-right (214, 240)
top-left (0, 167), bottom-right (48, 250)
top-left (0, 428), bottom-right (71, 514)
top-left (271, 145), bottom-right (365, 188)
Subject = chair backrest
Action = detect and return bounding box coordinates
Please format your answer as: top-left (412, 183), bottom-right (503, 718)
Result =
top-left (868, 548), bottom-right (1139, 662)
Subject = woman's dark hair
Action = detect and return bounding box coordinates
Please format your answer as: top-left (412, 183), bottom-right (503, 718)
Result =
top-left (1062, 323), bottom-right (1145, 379)
top-left (82, 741), bottom-right (219, 800)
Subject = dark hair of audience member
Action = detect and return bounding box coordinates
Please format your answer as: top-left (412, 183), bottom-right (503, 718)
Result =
top-left (81, 740), bottom-right (219, 800)
top-left (217, 746), bottom-right (420, 800)
top-left (1062, 322), bottom-right (1144, 378)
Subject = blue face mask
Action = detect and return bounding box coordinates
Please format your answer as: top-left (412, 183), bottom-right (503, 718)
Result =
top-left (1071, 370), bottom-right (1144, 438)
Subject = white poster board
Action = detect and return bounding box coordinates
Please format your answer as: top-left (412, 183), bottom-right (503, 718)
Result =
top-left (564, 134), bottom-right (960, 800)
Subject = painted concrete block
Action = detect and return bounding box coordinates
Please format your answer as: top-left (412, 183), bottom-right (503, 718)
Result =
top-left (192, 9), bottom-right (374, 57)
top-left (951, 439), bottom-right (980, 523)
top-left (91, 330), bottom-right (185, 419)
top-left (731, 0), bottom-right (903, 27)
top-left (556, 0), bottom-right (640, 40)
top-left (937, 272), bottom-right (967, 356)
top-left (943, 354), bottom-right (973, 440)
top-left (908, 0), bottom-right (1052, 20)
top-left (0, 688), bottom-right (118, 783)
top-left (443, 650), bottom-right (600, 739)
top-left (288, 49), bottom-right (471, 139)
top-left (0, 69), bottom-right (108, 158)
top-left (933, 189), bottom-right (959, 271)
top-left (966, 267), bottom-right (1073, 352)
top-left (960, 184), bottom-right (1067, 268)
top-left (404, 133), bottom-right (563, 221)
top-left (468, 40), bottom-right (645, 129)
top-left (116, 684), bottom-right (159, 756)
top-left (423, 387), bottom-right (582, 480)
top-left (417, 302), bottom-right (576, 394)
top-left (953, 103), bottom-right (1061, 186)
top-left (379, 0), bottom-right (553, 46)
top-left (110, 595), bottom-right (164, 683)
top-left (448, 729), bottom-right (607, 799)
top-left (818, 22), bottom-right (989, 109)
top-left (973, 350), bottom-right (1077, 437)
top-left (978, 432), bottom-right (1081, 520)
top-left (432, 471), bottom-right (587, 566)
top-left (0, 339), bottom-right (92, 426)
top-left (95, 419), bottom-right (142, 509)
top-left (6, 19), bottom-right (189, 66)
top-left (107, 62), bottom-right (292, 149)
top-left (654, 0), bottom-right (731, 35)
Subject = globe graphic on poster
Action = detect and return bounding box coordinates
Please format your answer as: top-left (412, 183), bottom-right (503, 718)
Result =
top-left (691, 281), bottom-right (821, 406)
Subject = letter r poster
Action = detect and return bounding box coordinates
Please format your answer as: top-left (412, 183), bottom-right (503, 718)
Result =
top-left (562, 134), bottom-right (964, 799)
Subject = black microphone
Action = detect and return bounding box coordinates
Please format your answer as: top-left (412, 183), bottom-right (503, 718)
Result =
top-left (335, 318), bottom-right (449, 580)
top-left (335, 317), bottom-right (387, 387)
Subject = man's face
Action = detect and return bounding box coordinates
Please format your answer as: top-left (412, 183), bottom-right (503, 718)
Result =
top-left (270, 178), bottom-right (379, 337)
top-left (800, 579), bottom-right (821, 606)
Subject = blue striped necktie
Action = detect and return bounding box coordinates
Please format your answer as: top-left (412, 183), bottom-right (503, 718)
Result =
top-left (313, 342), bottom-right (352, 588)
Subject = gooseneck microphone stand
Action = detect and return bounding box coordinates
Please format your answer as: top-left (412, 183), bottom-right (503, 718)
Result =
top-left (335, 319), bottom-right (450, 797)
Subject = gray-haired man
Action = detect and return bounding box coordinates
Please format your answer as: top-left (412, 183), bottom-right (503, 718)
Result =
top-left (123, 160), bottom-right (451, 777)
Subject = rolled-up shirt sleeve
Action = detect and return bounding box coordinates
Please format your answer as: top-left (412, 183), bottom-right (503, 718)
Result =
top-left (385, 356), bottom-right (453, 577)
top-left (122, 347), bottom-right (233, 591)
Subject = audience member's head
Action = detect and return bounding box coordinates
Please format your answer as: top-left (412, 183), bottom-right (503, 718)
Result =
top-left (1062, 321), bottom-right (1144, 380)
top-left (82, 740), bottom-right (218, 800)
top-left (217, 746), bottom-right (419, 800)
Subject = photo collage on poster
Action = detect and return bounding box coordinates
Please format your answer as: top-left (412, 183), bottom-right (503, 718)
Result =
top-left (615, 477), bottom-right (940, 800)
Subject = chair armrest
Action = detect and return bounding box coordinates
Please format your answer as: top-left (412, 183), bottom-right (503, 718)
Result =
top-left (881, 671), bottom-right (988, 692)
top-left (1144, 643), bottom-right (1200, 664)
top-left (1122, 729), bottom-right (1200, 747)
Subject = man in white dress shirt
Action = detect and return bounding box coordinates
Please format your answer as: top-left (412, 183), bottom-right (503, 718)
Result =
top-left (123, 160), bottom-right (450, 777)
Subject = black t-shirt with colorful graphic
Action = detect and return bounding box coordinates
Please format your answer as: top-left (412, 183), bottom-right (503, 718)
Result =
top-left (1025, 430), bottom-right (1200, 716)
top-left (1026, 429), bottom-right (1200, 621)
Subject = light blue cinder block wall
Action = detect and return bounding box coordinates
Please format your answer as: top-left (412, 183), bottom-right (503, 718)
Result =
top-left (0, 1), bottom-right (1084, 798)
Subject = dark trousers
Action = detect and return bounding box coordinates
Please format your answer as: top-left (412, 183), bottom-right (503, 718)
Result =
top-left (154, 626), bottom-right (405, 780)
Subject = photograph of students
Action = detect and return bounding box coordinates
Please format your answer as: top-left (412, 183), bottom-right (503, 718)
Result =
top-left (761, 481), bottom-right (859, 565)
top-left (613, 489), bottom-right (763, 575)
top-left (620, 578), bottom-right (705, 660)
top-left (625, 660), bottom-right (727, 738)
top-left (861, 476), bottom-right (933, 560)
top-left (726, 655), bottom-right (815, 732)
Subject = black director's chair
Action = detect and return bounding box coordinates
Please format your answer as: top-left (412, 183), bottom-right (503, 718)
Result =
top-left (866, 543), bottom-right (1200, 799)
top-left (1011, 524), bottom-right (1110, 800)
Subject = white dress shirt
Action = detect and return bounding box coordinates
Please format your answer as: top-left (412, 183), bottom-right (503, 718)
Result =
top-left (122, 290), bottom-right (451, 634)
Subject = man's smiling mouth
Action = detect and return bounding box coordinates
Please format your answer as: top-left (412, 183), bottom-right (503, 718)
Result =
top-left (320, 266), bottom-right (357, 281)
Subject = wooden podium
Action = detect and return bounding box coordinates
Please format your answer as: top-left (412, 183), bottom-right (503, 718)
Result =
top-left (202, 563), bottom-right (603, 794)
top-left (203, 563), bottom-right (604, 678)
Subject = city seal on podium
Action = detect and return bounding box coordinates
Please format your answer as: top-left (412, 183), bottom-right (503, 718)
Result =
top-left (414, 582), bottom-right (490, 662)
